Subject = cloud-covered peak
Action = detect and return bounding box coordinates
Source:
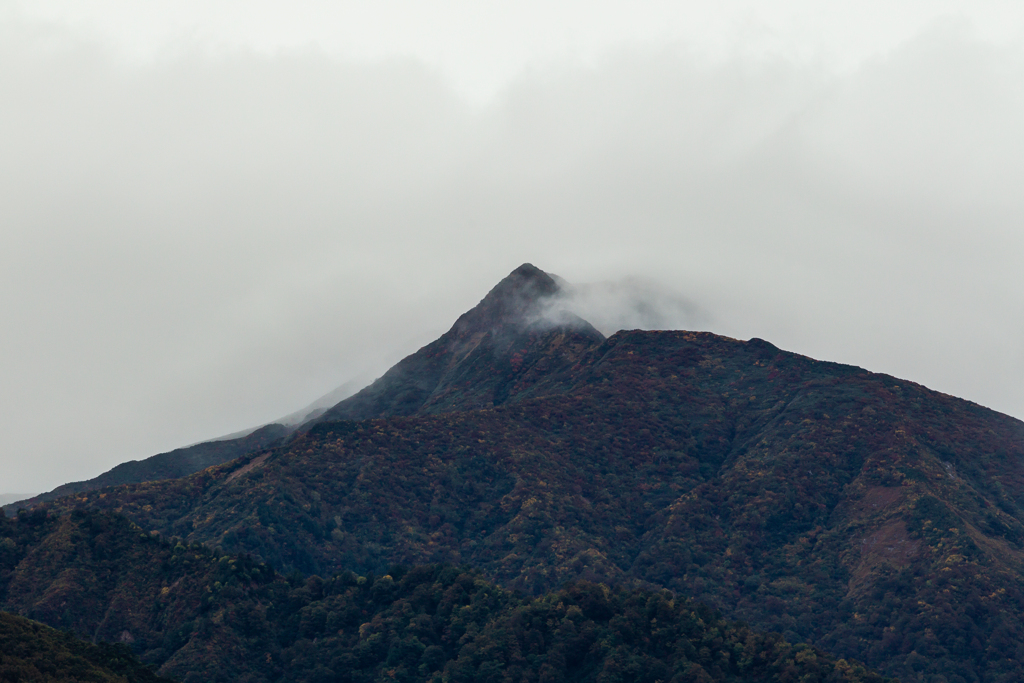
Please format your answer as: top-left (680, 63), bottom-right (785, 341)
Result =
top-left (452, 263), bottom-right (562, 331)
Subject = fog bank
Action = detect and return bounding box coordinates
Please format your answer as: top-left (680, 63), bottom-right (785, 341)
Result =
top-left (2, 10), bottom-right (1022, 491)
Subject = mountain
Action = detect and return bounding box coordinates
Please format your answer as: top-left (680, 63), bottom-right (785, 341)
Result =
top-left (0, 610), bottom-right (170, 682)
top-left (318, 263), bottom-right (603, 421)
top-left (0, 509), bottom-right (884, 683)
top-left (8, 264), bottom-right (1024, 681)
top-left (7, 423), bottom-right (291, 512)
top-left (7, 377), bottom-right (370, 515)
top-left (6, 263), bottom-right (596, 516)
top-left (0, 494), bottom-right (35, 507)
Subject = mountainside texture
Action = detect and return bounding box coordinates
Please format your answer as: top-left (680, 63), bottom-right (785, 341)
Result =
top-left (0, 609), bottom-right (170, 682)
top-left (7, 264), bottom-right (599, 516)
top-left (0, 510), bottom-right (884, 683)
top-left (7, 423), bottom-right (290, 513)
top-left (9, 265), bottom-right (1024, 682)
top-left (319, 263), bottom-right (604, 421)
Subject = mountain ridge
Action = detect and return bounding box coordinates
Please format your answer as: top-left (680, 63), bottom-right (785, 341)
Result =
top-left (6, 264), bottom-right (1024, 682)
top-left (317, 263), bottom-right (604, 422)
top-left (0, 609), bottom-right (172, 682)
top-left (6, 423), bottom-right (291, 513)
top-left (6, 264), bottom-right (601, 515)
top-left (33, 325), bottom-right (1024, 680)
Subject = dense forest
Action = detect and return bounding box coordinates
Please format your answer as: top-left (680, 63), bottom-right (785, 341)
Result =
top-left (0, 610), bottom-right (170, 682)
top-left (1, 509), bottom-right (886, 682)
top-left (6, 265), bottom-right (1024, 682)
top-left (34, 328), bottom-right (1024, 681)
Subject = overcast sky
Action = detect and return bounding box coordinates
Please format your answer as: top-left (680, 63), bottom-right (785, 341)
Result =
top-left (2, 1), bottom-right (1023, 493)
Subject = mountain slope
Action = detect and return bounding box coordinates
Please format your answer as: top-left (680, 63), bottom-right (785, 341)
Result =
top-left (39, 324), bottom-right (1024, 682)
top-left (0, 509), bottom-right (885, 683)
top-left (14, 264), bottom-right (1024, 681)
top-left (7, 264), bottom-right (601, 516)
top-left (0, 611), bottom-right (171, 682)
top-left (319, 263), bottom-right (604, 421)
top-left (6, 423), bottom-right (291, 513)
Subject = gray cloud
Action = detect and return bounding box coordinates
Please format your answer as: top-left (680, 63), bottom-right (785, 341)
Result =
top-left (537, 278), bottom-right (708, 337)
top-left (1, 13), bottom-right (1022, 492)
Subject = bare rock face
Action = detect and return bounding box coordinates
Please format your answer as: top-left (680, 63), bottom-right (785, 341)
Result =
top-left (318, 264), bottom-right (604, 421)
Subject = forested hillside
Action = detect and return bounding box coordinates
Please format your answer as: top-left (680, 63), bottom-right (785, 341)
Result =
top-left (8, 265), bottom-right (1024, 681)
top-left (0, 610), bottom-right (170, 682)
top-left (7, 263), bottom-right (596, 514)
top-left (36, 327), bottom-right (1024, 681)
top-left (8, 424), bottom-right (290, 512)
top-left (0, 509), bottom-right (884, 682)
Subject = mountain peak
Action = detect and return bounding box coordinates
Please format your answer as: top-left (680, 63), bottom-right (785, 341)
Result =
top-left (496, 263), bottom-right (559, 301)
top-left (319, 264), bottom-right (603, 421)
top-left (453, 264), bottom-right (561, 333)
top-left (510, 262), bottom-right (547, 278)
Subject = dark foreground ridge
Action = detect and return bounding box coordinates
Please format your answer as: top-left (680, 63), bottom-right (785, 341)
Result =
top-left (0, 609), bottom-right (171, 682)
top-left (6, 264), bottom-right (1024, 682)
top-left (0, 509), bottom-right (888, 683)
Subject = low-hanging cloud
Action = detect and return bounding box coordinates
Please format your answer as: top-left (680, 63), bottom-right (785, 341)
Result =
top-left (536, 278), bottom-right (709, 337)
top-left (1, 13), bottom-right (1023, 492)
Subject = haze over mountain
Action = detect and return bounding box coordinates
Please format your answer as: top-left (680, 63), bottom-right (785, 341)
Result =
top-left (0, 495), bottom-right (36, 507)
top-left (5, 4), bottom-right (1023, 681)
top-left (9, 265), bottom-right (593, 511)
top-left (9, 265), bottom-right (1023, 683)
top-left (318, 264), bottom-right (603, 422)
top-left (4, 4), bottom-right (1024, 496)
